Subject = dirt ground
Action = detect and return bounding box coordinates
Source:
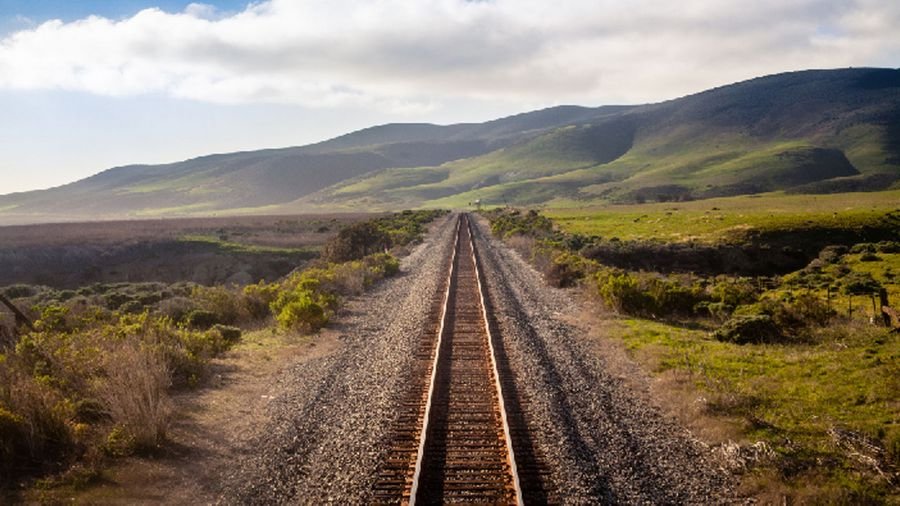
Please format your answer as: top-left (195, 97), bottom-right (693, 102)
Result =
top-left (24, 328), bottom-right (342, 505)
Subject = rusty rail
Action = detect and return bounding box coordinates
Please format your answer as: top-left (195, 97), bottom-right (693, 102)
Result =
top-left (372, 214), bottom-right (550, 504)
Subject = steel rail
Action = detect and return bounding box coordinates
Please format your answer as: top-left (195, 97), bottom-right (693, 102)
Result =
top-left (373, 213), bottom-right (534, 504)
top-left (408, 217), bottom-right (460, 504)
top-left (467, 217), bottom-right (524, 506)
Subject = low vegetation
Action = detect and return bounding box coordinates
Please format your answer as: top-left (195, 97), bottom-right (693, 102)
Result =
top-left (483, 206), bottom-right (900, 502)
top-left (0, 209), bottom-right (444, 491)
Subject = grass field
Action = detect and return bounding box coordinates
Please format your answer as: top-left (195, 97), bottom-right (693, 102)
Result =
top-left (616, 316), bottom-right (898, 500)
top-left (490, 195), bottom-right (900, 502)
top-left (546, 190), bottom-right (900, 243)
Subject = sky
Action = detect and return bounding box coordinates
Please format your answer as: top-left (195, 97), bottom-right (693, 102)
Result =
top-left (0, 0), bottom-right (897, 194)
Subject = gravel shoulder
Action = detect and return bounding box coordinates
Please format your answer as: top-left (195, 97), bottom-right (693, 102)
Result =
top-left (469, 216), bottom-right (736, 504)
top-left (220, 213), bottom-right (458, 504)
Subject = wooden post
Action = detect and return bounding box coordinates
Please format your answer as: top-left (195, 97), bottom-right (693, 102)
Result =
top-left (0, 293), bottom-right (34, 332)
top-left (880, 288), bottom-right (892, 327)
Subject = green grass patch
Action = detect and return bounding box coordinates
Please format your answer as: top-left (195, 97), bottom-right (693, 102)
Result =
top-left (547, 190), bottom-right (900, 243)
top-left (178, 235), bottom-right (318, 255)
top-left (618, 317), bottom-right (899, 500)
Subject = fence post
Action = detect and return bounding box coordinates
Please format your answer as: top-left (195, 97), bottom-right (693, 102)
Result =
top-left (0, 293), bottom-right (34, 332)
top-left (880, 288), bottom-right (892, 327)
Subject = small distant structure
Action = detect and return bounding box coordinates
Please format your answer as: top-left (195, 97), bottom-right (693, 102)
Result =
top-left (474, 199), bottom-right (482, 211)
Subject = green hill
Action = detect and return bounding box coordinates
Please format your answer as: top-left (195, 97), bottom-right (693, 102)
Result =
top-left (303, 68), bottom-right (900, 210)
top-left (1, 68), bottom-right (898, 223)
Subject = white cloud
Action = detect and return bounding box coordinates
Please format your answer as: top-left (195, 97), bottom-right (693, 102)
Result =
top-left (0, 0), bottom-right (897, 108)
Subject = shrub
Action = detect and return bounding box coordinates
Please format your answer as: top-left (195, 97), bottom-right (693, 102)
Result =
top-left (156, 296), bottom-right (195, 322)
top-left (322, 222), bottom-right (390, 263)
top-left (373, 209), bottom-right (447, 248)
top-left (714, 315), bottom-right (781, 344)
top-left (729, 294), bottom-right (835, 342)
top-left (103, 291), bottom-right (134, 310)
top-left (34, 305), bottom-right (71, 333)
top-left (242, 281), bottom-right (280, 320)
top-left (777, 293), bottom-right (835, 329)
top-left (2, 284), bottom-right (38, 299)
top-left (0, 305), bottom-right (242, 482)
top-left (859, 252), bottom-right (881, 262)
top-left (211, 324), bottom-right (242, 345)
top-left (710, 277), bottom-right (761, 307)
top-left (596, 270), bottom-right (651, 315)
top-left (875, 241), bottom-right (900, 253)
top-left (487, 209), bottom-right (555, 239)
top-left (695, 301), bottom-right (734, 321)
top-left (0, 356), bottom-right (74, 483)
top-left (841, 272), bottom-right (881, 295)
top-left (545, 251), bottom-right (592, 288)
top-left (191, 285), bottom-right (245, 325)
top-left (365, 252), bottom-right (400, 278)
top-left (183, 309), bottom-right (219, 330)
top-left (118, 300), bottom-right (144, 314)
top-left (595, 269), bottom-right (708, 318)
top-left (91, 336), bottom-right (171, 450)
top-left (273, 290), bottom-right (329, 332)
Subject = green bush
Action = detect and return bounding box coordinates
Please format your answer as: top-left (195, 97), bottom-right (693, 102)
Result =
top-left (595, 269), bottom-right (708, 318)
top-left (849, 243), bottom-right (876, 254)
top-left (714, 315), bottom-right (781, 344)
top-left (841, 272), bottom-right (881, 295)
top-left (768, 294), bottom-right (835, 331)
top-left (155, 296), bottom-right (195, 323)
top-left (596, 270), bottom-right (652, 315)
top-left (322, 222), bottom-right (390, 263)
top-left (103, 291), bottom-right (134, 310)
top-left (118, 300), bottom-right (144, 314)
top-left (34, 305), bottom-right (71, 333)
top-left (545, 251), bottom-right (592, 288)
top-left (242, 281), bottom-right (280, 320)
top-left (859, 252), bottom-right (881, 262)
top-left (710, 277), bottom-right (760, 307)
top-left (487, 209), bottom-right (555, 239)
top-left (373, 209), bottom-right (447, 248)
top-left (183, 309), bottom-right (219, 330)
top-left (365, 253), bottom-right (400, 278)
top-left (875, 241), bottom-right (900, 253)
top-left (191, 285), bottom-right (245, 325)
top-left (818, 245), bottom-right (848, 264)
top-left (2, 284), bottom-right (38, 299)
top-left (273, 290), bottom-right (329, 332)
top-left (212, 324), bottom-right (242, 345)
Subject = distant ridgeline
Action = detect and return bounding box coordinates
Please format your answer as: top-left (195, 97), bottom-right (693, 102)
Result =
top-left (1, 68), bottom-right (898, 223)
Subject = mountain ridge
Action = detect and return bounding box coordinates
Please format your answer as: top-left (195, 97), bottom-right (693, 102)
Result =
top-left (1, 67), bottom-right (898, 223)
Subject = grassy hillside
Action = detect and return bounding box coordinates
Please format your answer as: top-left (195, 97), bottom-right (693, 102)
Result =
top-left (1, 68), bottom-right (898, 222)
top-left (292, 68), bottom-right (899, 212)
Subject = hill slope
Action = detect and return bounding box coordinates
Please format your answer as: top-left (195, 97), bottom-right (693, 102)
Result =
top-left (303, 68), bottom-right (900, 210)
top-left (1, 68), bottom-right (898, 222)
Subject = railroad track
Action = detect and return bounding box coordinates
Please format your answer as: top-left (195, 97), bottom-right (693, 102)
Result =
top-left (373, 214), bottom-right (550, 505)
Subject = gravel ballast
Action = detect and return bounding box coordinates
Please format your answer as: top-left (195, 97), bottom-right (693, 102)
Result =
top-left (469, 216), bottom-right (735, 504)
top-left (221, 214), bottom-right (457, 504)
top-left (222, 213), bottom-right (735, 504)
